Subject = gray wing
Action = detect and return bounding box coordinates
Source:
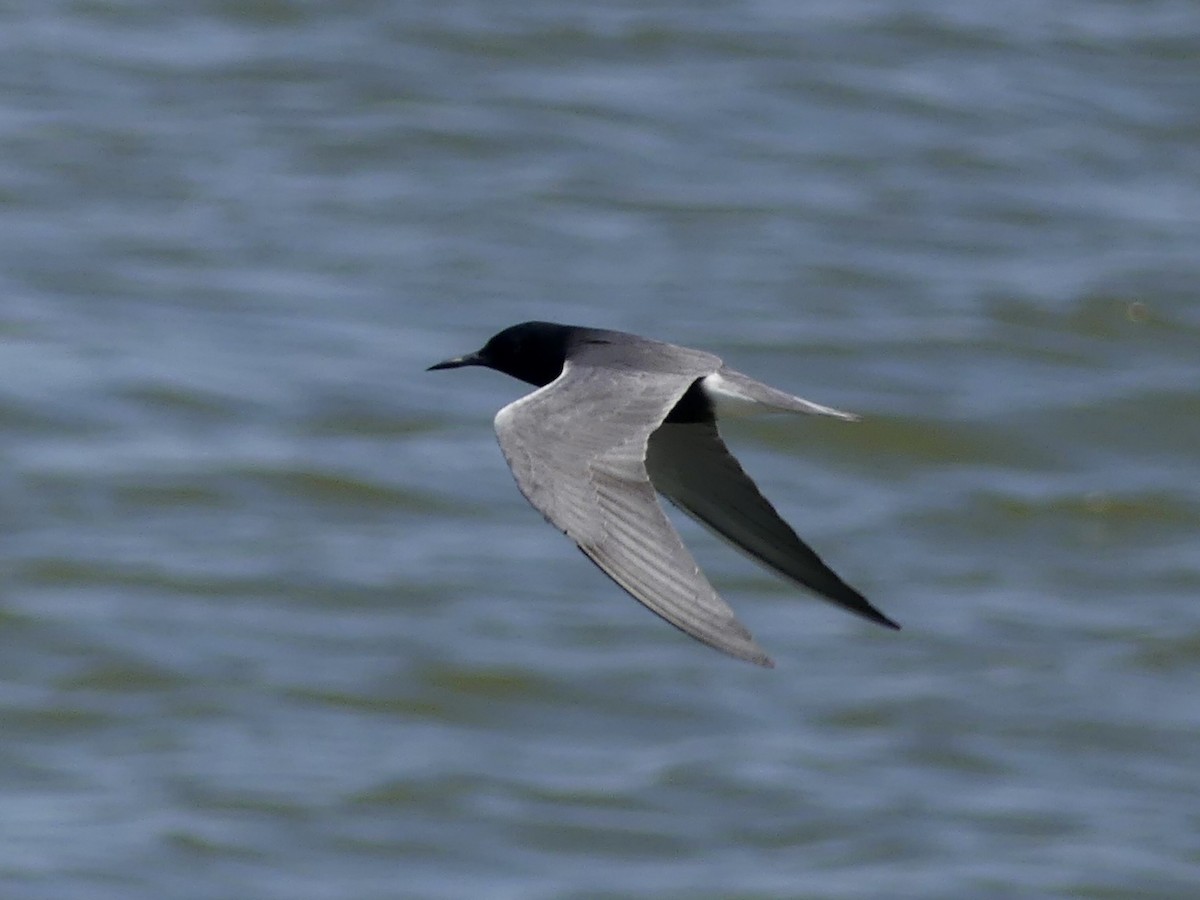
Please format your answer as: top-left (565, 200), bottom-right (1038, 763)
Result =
top-left (494, 355), bottom-right (775, 667)
top-left (645, 421), bottom-right (900, 630)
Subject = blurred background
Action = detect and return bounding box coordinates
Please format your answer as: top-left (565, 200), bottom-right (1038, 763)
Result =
top-left (2, 1), bottom-right (1198, 898)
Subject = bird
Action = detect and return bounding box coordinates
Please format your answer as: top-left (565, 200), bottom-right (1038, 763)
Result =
top-left (428, 321), bottom-right (899, 667)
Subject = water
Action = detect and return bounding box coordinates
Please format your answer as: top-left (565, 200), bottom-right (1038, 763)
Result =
top-left (2, 1), bottom-right (1199, 897)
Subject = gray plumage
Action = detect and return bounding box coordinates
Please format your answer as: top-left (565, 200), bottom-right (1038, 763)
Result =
top-left (430, 322), bottom-right (899, 667)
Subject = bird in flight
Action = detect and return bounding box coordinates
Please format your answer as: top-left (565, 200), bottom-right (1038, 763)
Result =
top-left (429, 321), bottom-right (899, 667)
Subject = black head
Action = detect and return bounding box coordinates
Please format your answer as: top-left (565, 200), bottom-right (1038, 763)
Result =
top-left (427, 321), bottom-right (578, 387)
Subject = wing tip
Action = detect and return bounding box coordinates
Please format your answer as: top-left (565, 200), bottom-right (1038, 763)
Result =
top-left (720, 642), bottom-right (775, 668)
top-left (828, 581), bottom-right (900, 631)
top-left (866, 608), bottom-right (902, 631)
top-left (836, 587), bottom-right (901, 631)
top-left (697, 627), bottom-right (777, 668)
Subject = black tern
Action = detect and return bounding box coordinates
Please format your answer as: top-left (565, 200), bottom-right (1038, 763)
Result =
top-left (429, 321), bottom-right (899, 667)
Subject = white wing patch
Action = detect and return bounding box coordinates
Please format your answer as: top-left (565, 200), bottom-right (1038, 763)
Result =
top-left (701, 370), bottom-right (860, 420)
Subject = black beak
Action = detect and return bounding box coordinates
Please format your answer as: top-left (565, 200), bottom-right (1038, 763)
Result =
top-left (427, 351), bottom-right (485, 372)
